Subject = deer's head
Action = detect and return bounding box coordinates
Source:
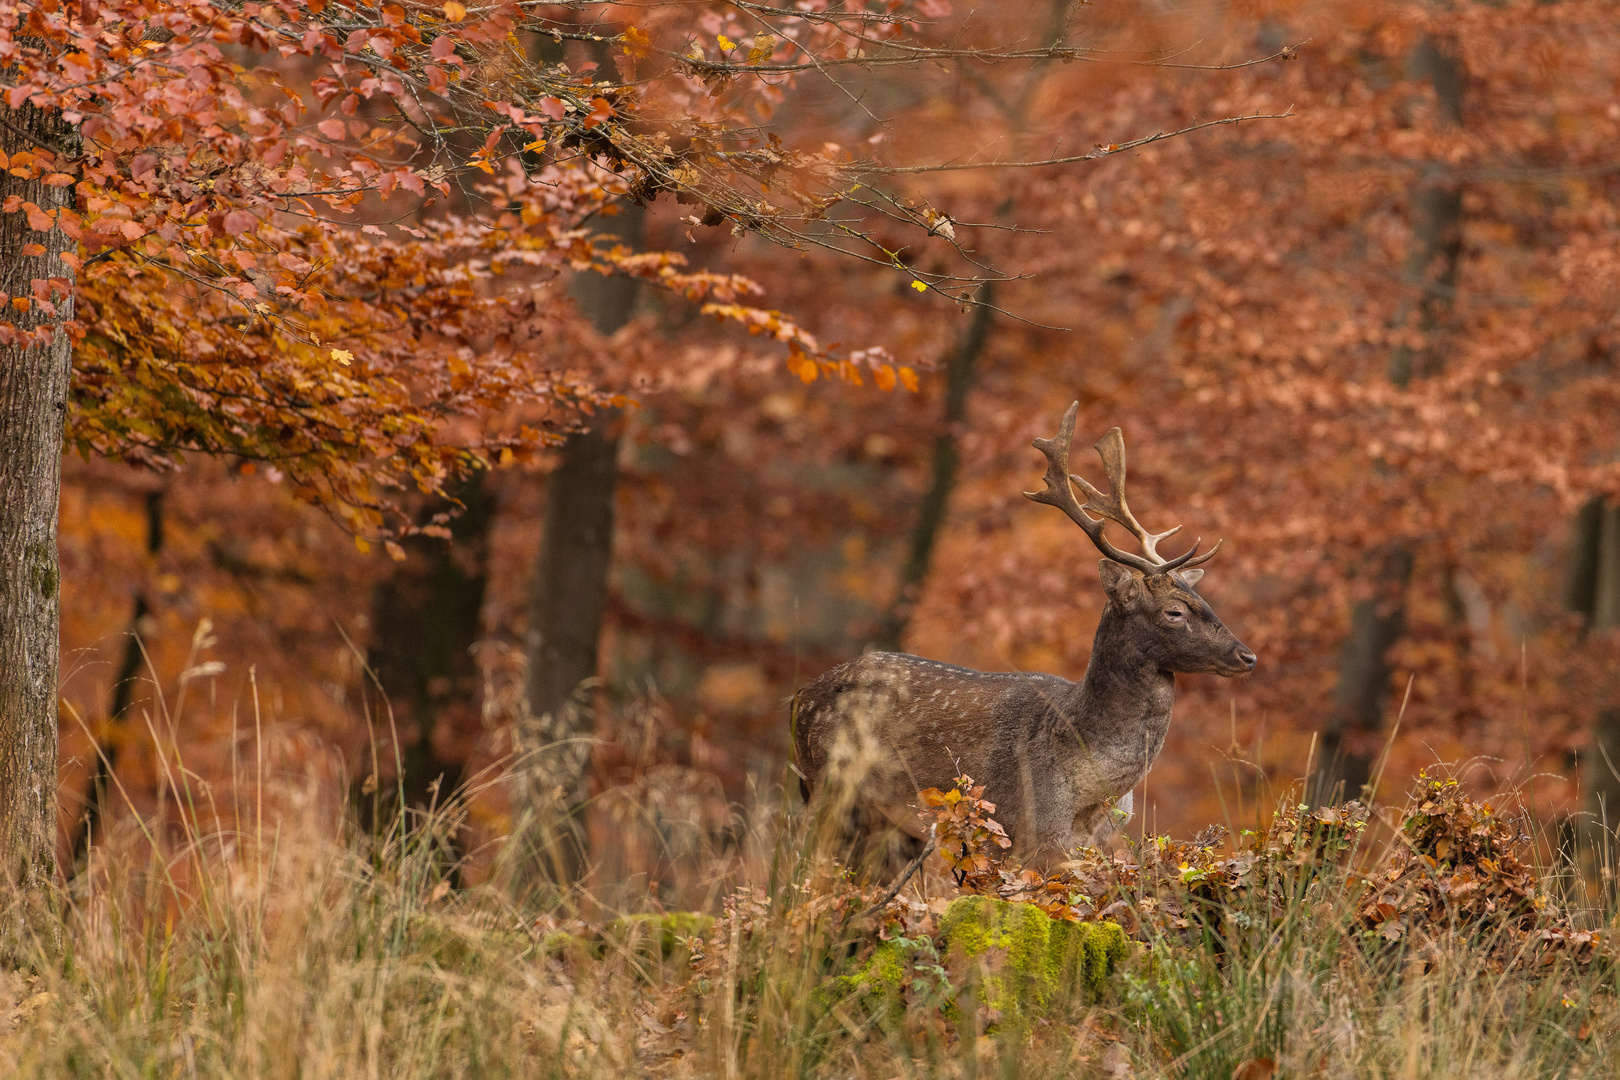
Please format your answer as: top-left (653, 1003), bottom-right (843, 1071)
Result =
top-left (1025, 403), bottom-right (1257, 678)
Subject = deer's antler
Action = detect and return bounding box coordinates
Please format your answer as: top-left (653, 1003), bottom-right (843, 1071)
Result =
top-left (1024, 402), bottom-right (1220, 576)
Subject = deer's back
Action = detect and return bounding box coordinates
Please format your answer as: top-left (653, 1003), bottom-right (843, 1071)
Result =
top-left (792, 652), bottom-right (1078, 840)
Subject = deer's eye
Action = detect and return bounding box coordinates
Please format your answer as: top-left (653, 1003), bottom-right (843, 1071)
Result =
top-left (1165, 607), bottom-right (1187, 621)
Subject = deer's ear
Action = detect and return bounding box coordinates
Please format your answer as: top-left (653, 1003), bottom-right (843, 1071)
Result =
top-left (1179, 569), bottom-right (1204, 590)
top-left (1099, 560), bottom-right (1144, 607)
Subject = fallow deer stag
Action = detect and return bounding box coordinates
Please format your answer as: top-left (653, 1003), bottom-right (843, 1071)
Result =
top-left (791, 402), bottom-right (1255, 865)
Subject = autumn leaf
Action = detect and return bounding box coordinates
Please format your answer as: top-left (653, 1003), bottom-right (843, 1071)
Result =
top-left (619, 25), bottom-right (651, 59)
top-left (584, 97), bottom-right (617, 129)
top-left (442, 0), bottom-right (466, 21)
top-left (222, 210), bottom-right (257, 236)
top-left (330, 349), bottom-right (354, 366)
top-left (747, 34), bottom-right (777, 64)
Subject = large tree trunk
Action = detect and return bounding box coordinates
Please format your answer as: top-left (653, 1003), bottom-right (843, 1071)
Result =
top-left (514, 203), bottom-right (643, 886)
top-left (874, 284), bottom-right (994, 652)
top-left (0, 102), bottom-right (77, 894)
top-left (1314, 37), bottom-right (1463, 802)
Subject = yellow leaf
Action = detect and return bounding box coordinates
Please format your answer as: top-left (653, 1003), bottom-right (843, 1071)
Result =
top-left (619, 25), bottom-right (651, 59)
top-left (354, 536), bottom-right (371, 553)
top-left (331, 348), bottom-right (354, 365)
top-left (910, 280), bottom-right (927, 292)
top-left (747, 34), bottom-right (776, 64)
top-left (897, 365), bottom-right (919, 392)
top-left (789, 354), bottom-right (818, 384)
top-left (522, 138), bottom-right (547, 153)
top-left (717, 34), bottom-right (734, 51)
top-left (466, 156), bottom-right (495, 174)
top-left (442, 0), bottom-right (466, 20)
top-left (874, 364), bottom-right (896, 392)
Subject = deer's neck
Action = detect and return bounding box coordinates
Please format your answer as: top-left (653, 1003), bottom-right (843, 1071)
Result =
top-left (1068, 605), bottom-right (1176, 765)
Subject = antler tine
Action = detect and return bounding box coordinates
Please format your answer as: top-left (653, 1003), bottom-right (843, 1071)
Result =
top-left (1163, 537), bottom-right (1223, 572)
top-left (1070, 427), bottom-right (1186, 563)
top-left (1024, 404), bottom-right (1161, 575)
top-left (1027, 408), bottom-right (1223, 576)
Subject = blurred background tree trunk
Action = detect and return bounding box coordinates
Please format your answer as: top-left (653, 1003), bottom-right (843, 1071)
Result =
top-left (875, 284), bottom-right (994, 653)
top-left (365, 477), bottom-right (494, 823)
top-left (1566, 499), bottom-right (1620, 873)
top-left (69, 489), bottom-right (164, 868)
top-left (514, 202), bottom-right (645, 887)
top-left (1314, 36), bottom-right (1463, 804)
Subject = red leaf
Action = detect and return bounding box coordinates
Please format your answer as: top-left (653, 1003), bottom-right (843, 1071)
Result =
top-left (584, 97), bottom-right (617, 128)
top-left (222, 210), bottom-right (257, 236)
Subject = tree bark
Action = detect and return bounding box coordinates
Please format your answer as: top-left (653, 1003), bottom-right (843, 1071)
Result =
top-left (874, 283), bottom-right (994, 652)
top-left (1314, 37), bottom-right (1462, 802)
top-left (515, 203), bottom-right (643, 886)
top-left (0, 102), bottom-right (77, 893)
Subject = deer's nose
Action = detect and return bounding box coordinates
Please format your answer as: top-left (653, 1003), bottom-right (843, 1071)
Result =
top-left (1234, 646), bottom-right (1257, 671)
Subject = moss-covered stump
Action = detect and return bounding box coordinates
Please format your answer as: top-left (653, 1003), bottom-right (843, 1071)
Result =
top-left (938, 896), bottom-right (1129, 1030)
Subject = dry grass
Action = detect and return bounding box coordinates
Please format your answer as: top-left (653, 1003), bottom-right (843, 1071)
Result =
top-left (3, 682), bottom-right (1618, 1078)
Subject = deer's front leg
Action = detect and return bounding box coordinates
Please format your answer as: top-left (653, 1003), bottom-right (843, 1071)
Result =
top-left (1112, 791), bottom-right (1134, 827)
top-left (1069, 794), bottom-right (1133, 850)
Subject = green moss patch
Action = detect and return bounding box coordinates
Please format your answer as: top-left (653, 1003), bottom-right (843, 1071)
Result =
top-left (600, 912), bottom-right (715, 961)
top-left (938, 896), bottom-right (1129, 1030)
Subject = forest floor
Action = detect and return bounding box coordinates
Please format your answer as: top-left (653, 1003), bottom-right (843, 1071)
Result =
top-left (1, 767), bottom-right (1616, 1079)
